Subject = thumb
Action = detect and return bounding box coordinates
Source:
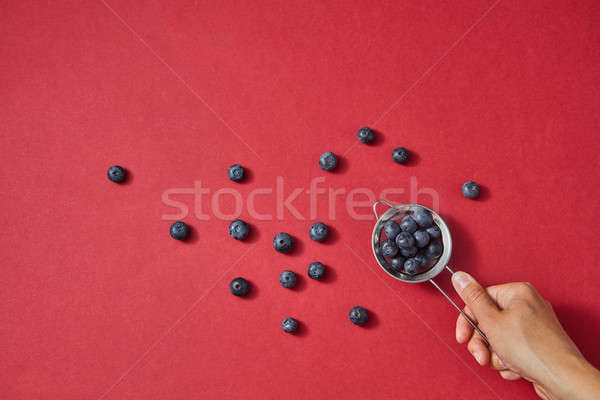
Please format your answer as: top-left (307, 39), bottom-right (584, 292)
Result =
top-left (452, 271), bottom-right (499, 324)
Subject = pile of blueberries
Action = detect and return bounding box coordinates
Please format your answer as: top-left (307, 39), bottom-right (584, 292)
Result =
top-left (106, 126), bottom-right (482, 334)
top-left (379, 208), bottom-right (443, 276)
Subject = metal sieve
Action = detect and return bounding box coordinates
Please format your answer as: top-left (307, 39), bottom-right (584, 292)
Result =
top-left (372, 200), bottom-right (489, 345)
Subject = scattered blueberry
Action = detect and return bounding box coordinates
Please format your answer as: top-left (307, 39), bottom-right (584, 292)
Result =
top-left (462, 181), bottom-right (480, 199)
top-left (308, 261), bottom-right (325, 280)
top-left (107, 165), bottom-right (126, 183)
top-left (381, 239), bottom-right (399, 258)
top-left (319, 152), bottom-right (338, 171)
top-left (273, 232), bottom-right (294, 253)
top-left (349, 306), bottom-right (369, 325)
top-left (425, 241), bottom-right (443, 259)
top-left (395, 231), bottom-right (415, 248)
top-left (230, 277), bottom-right (249, 296)
top-left (390, 256), bottom-right (406, 272)
top-left (282, 317), bottom-right (298, 333)
top-left (169, 221), bottom-right (189, 240)
top-left (400, 246), bottom-right (418, 258)
top-left (309, 222), bottom-right (329, 242)
top-left (383, 220), bottom-right (402, 241)
top-left (229, 219), bottom-right (249, 240)
top-left (357, 127), bottom-right (374, 144)
top-left (400, 215), bottom-right (418, 234)
top-left (413, 230), bottom-right (430, 248)
top-left (392, 147), bottom-right (409, 164)
top-left (414, 253), bottom-right (429, 268)
top-left (404, 258), bottom-right (420, 276)
top-left (426, 225), bottom-right (441, 239)
top-left (412, 208), bottom-right (433, 228)
top-left (228, 164), bottom-right (245, 182)
top-left (279, 270), bottom-right (297, 289)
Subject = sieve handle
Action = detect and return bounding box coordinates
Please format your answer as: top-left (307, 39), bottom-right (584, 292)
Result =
top-left (372, 199), bottom-right (395, 220)
top-left (429, 266), bottom-right (490, 346)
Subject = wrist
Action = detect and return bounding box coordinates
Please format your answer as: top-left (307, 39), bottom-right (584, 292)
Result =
top-left (545, 354), bottom-right (600, 400)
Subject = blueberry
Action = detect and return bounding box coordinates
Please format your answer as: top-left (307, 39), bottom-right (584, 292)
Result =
top-left (307, 261), bottom-right (325, 280)
top-left (426, 225), bottom-right (441, 239)
top-left (404, 258), bottom-right (420, 276)
top-left (319, 151), bottom-right (338, 171)
top-left (400, 246), bottom-right (418, 258)
top-left (230, 277), bottom-right (249, 296)
top-left (383, 220), bottom-right (402, 241)
top-left (229, 219), bottom-right (249, 240)
top-left (228, 164), bottom-right (245, 182)
top-left (425, 241), bottom-right (443, 259)
top-left (412, 208), bottom-right (433, 228)
top-left (381, 239), bottom-right (399, 258)
top-left (357, 127), bottom-right (374, 144)
top-left (107, 165), bottom-right (126, 183)
top-left (395, 231), bottom-right (415, 248)
top-left (392, 147), bottom-right (409, 164)
top-left (389, 256), bottom-right (406, 273)
top-left (273, 232), bottom-right (294, 253)
top-left (349, 306), bottom-right (368, 325)
top-left (282, 317), bottom-right (298, 333)
top-left (462, 181), bottom-right (480, 199)
top-left (414, 252), bottom-right (429, 268)
top-left (400, 215), bottom-right (418, 234)
top-left (413, 230), bottom-right (430, 248)
top-left (309, 221), bottom-right (329, 242)
top-left (279, 270), bottom-right (297, 288)
top-left (169, 221), bottom-right (189, 240)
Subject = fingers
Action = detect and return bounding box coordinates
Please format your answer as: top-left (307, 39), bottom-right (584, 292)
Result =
top-left (457, 307), bottom-right (491, 366)
top-left (467, 330), bottom-right (490, 366)
top-left (456, 305), bottom-right (475, 343)
top-left (451, 272), bottom-right (499, 325)
top-left (499, 370), bottom-right (521, 381)
top-left (490, 352), bottom-right (507, 371)
top-left (493, 352), bottom-right (521, 381)
top-left (533, 383), bottom-right (551, 400)
top-left (452, 286), bottom-right (490, 366)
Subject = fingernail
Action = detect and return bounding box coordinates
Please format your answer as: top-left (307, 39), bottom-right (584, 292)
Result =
top-left (474, 351), bottom-right (484, 365)
top-left (452, 271), bottom-right (473, 292)
top-left (497, 358), bottom-right (505, 368)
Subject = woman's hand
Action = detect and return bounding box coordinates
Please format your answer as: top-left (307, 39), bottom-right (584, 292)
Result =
top-left (451, 271), bottom-right (600, 400)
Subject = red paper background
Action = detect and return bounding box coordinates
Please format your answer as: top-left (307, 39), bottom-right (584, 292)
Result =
top-left (2, 1), bottom-right (600, 399)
